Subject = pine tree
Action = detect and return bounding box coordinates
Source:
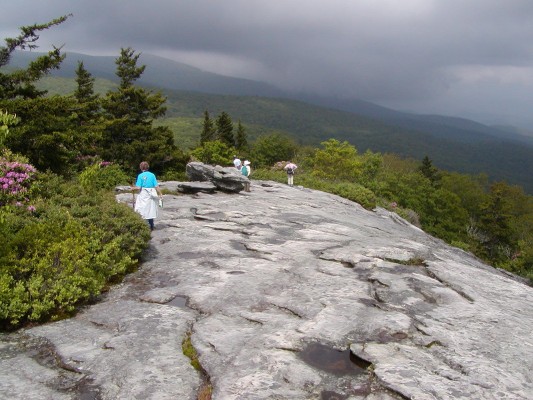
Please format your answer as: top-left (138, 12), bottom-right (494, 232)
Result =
top-left (200, 110), bottom-right (216, 144)
top-left (100, 48), bottom-right (176, 172)
top-left (234, 120), bottom-right (248, 151)
top-left (215, 111), bottom-right (234, 147)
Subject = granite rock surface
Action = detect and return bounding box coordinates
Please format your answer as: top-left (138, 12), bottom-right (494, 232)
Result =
top-left (1, 180), bottom-right (532, 399)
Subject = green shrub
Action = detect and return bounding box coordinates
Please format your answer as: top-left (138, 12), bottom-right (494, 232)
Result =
top-left (249, 133), bottom-right (298, 168)
top-left (0, 174), bottom-right (150, 329)
top-left (191, 140), bottom-right (234, 166)
top-left (330, 182), bottom-right (377, 210)
top-left (79, 161), bottom-right (130, 190)
top-left (247, 168), bottom-right (286, 183)
top-left (2, 215), bottom-right (104, 323)
top-left (160, 169), bottom-right (187, 181)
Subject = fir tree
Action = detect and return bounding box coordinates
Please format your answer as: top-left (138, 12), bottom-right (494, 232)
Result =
top-left (234, 120), bottom-right (248, 151)
top-left (101, 48), bottom-right (176, 173)
top-left (73, 61), bottom-right (102, 157)
top-left (74, 61), bottom-right (100, 122)
top-left (478, 182), bottom-right (514, 260)
top-left (419, 155), bottom-right (440, 186)
top-left (0, 15), bottom-right (70, 100)
top-left (216, 111), bottom-right (234, 147)
top-left (200, 110), bottom-right (216, 144)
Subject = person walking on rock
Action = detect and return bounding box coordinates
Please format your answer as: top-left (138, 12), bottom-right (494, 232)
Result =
top-left (284, 161), bottom-right (297, 187)
top-left (132, 161), bottom-right (162, 231)
top-left (241, 160), bottom-right (252, 192)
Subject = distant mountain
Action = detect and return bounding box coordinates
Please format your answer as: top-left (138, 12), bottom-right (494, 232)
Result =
top-left (13, 50), bottom-right (533, 145)
top-left (8, 50), bottom-right (533, 193)
top-left (10, 50), bottom-right (287, 98)
top-left (296, 94), bottom-right (533, 146)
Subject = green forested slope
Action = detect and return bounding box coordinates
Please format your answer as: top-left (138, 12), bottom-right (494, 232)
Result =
top-left (160, 90), bottom-right (533, 193)
top-left (38, 76), bottom-right (533, 193)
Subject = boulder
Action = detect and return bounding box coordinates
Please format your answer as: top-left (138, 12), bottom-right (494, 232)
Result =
top-left (176, 181), bottom-right (217, 194)
top-left (185, 161), bottom-right (215, 181)
top-left (186, 162), bottom-right (249, 193)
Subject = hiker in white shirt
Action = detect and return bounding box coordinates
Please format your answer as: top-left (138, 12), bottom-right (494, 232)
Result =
top-left (284, 161), bottom-right (297, 187)
top-left (233, 156), bottom-right (242, 170)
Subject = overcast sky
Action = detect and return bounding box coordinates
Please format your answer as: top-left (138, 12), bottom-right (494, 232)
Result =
top-left (2, 0), bottom-right (533, 129)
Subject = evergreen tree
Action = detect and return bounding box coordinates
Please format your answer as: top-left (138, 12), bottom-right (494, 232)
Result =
top-left (73, 61), bottom-right (102, 158)
top-left (216, 111), bottom-right (234, 147)
top-left (7, 96), bottom-right (82, 175)
top-left (477, 182), bottom-right (515, 260)
top-left (74, 61), bottom-right (99, 112)
top-left (419, 155), bottom-right (440, 186)
top-left (0, 15), bottom-right (70, 100)
top-left (235, 119), bottom-right (248, 151)
top-left (0, 15), bottom-right (87, 175)
top-left (200, 110), bottom-right (216, 144)
top-left (100, 48), bottom-right (176, 173)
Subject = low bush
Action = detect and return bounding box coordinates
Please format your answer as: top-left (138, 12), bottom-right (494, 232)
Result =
top-left (0, 172), bottom-right (150, 330)
top-left (160, 168), bottom-right (188, 181)
top-left (78, 161), bottom-right (130, 190)
top-left (248, 168), bottom-right (286, 183)
top-left (329, 182), bottom-right (376, 210)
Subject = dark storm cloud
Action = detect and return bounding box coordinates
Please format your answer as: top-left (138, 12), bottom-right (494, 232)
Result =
top-left (2, 0), bottom-right (533, 127)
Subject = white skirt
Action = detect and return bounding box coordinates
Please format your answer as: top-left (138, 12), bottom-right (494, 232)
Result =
top-left (134, 188), bottom-right (159, 220)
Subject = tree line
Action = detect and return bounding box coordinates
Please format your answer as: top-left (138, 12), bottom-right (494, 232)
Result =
top-left (1, 15), bottom-right (182, 178)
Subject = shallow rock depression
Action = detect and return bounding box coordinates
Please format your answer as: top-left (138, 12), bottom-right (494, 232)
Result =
top-left (1, 180), bottom-right (532, 399)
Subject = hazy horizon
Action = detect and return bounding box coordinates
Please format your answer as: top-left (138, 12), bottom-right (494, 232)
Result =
top-left (2, 1), bottom-right (533, 131)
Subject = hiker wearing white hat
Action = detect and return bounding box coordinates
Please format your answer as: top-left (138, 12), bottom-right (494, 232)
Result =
top-left (241, 160), bottom-right (252, 192)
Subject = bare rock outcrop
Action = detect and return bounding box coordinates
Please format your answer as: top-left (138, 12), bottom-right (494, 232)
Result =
top-left (1, 180), bottom-right (532, 399)
top-left (185, 161), bottom-right (249, 192)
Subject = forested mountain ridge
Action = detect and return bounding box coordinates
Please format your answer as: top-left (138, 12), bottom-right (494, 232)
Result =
top-left (11, 50), bottom-right (533, 192)
top-left (158, 90), bottom-right (533, 192)
top-left (17, 50), bottom-right (533, 142)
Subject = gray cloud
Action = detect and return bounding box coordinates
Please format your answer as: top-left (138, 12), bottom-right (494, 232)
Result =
top-left (2, 0), bottom-right (533, 128)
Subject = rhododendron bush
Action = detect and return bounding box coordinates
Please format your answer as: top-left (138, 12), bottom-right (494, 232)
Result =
top-left (0, 158), bottom-right (37, 211)
top-left (0, 155), bottom-right (150, 330)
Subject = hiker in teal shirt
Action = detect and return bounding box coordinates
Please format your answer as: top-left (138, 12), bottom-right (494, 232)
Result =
top-left (132, 161), bottom-right (162, 230)
top-left (241, 160), bottom-right (251, 192)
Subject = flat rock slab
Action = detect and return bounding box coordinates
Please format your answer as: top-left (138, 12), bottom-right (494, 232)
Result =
top-left (176, 181), bottom-right (217, 194)
top-left (1, 180), bottom-right (532, 399)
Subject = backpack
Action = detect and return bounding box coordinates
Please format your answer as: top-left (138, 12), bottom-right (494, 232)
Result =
top-left (241, 165), bottom-right (248, 176)
top-left (286, 167), bottom-right (294, 175)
